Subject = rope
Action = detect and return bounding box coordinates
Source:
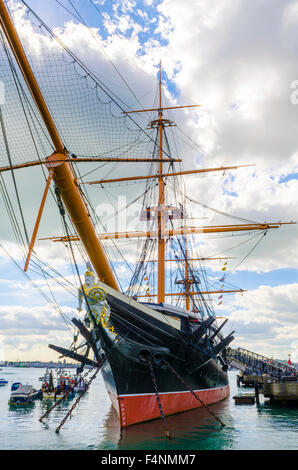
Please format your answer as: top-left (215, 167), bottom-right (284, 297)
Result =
top-left (148, 358), bottom-right (170, 438)
top-left (54, 186), bottom-right (93, 318)
top-left (163, 359), bottom-right (225, 427)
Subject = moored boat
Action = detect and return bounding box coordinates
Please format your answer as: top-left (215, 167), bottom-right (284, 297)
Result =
top-left (41, 370), bottom-right (75, 399)
top-left (11, 382), bottom-right (22, 391)
top-left (9, 385), bottom-right (41, 405)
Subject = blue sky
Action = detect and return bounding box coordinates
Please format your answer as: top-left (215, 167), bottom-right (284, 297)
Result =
top-left (0, 0), bottom-right (298, 362)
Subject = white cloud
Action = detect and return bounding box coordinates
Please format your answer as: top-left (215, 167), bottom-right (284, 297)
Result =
top-left (220, 283), bottom-right (298, 359)
top-left (1, 0), bottom-right (298, 360)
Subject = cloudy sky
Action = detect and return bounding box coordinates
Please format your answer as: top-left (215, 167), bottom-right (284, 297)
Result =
top-left (0, 0), bottom-right (298, 362)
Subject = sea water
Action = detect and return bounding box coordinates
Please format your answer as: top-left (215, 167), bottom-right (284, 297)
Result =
top-left (0, 368), bottom-right (297, 450)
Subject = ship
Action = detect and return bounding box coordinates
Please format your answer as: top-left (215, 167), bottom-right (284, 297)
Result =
top-left (0, 1), bottom-right (294, 428)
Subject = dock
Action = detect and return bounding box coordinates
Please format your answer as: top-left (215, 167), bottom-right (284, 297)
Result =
top-left (233, 393), bottom-right (255, 405)
top-left (237, 372), bottom-right (270, 387)
top-left (262, 378), bottom-right (298, 404)
top-left (228, 347), bottom-right (298, 406)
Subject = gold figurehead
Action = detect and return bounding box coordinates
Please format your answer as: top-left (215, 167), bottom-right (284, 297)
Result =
top-left (78, 262), bottom-right (117, 341)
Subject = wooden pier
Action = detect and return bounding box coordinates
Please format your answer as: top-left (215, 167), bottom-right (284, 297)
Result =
top-left (237, 372), bottom-right (270, 387)
top-left (262, 379), bottom-right (298, 403)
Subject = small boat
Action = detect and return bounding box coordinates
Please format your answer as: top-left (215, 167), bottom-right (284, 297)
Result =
top-left (0, 378), bottom-right (8, 386)
top-left (74, 377), bottom-right (88, 393)
top-left (9, 385), bottom-right (41, 405)
top-left (41, 370), bottom-right (75, 399)
top-left (42, 389), bottom-right (75, 400)
top-left (11, 382), bottom-right (22, 391)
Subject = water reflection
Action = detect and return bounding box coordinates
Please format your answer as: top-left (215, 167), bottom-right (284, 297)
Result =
top-left (1, 369), bottom-right (298, 450)
top-left (8, 402), bottom-right (35, 417)
top-left (101, 396), bottom-right (236, 450)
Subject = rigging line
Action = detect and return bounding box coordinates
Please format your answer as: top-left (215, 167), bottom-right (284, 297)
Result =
top-left (53, 185), bottom-right (104, 340)
top-left (205, 230), bottom-right (266, 259)
top-left (108, 300), bottom-right (178, 341)
top-left (169, 218), bottom-right (211, 318)
top-left (0, 106), bottom-right (30, 245)
top-left (171, 183), bottom-right (259, 225)
top-left (54, 0), bottom-right (80, 18)
top-left (176, 124), bottom-right (220, 167)
top-left (224, 230), bottom-right (268, 280)
top-left (127, 132), bottom-right (160, 294)
top-left (0, 21), bottom-right (51, 157)
top-left (0, 198), bottom-right (27, 268)
top-left (161, 87), bottom-right (180, 165)
top-left (1, 37), bottom-right (66, 228)
top-left (0, 244), bottom-right (74, 331)
top-left (1, 34), bottom-right (68, 252)
top-left (30, 256), bottom-right (73, 321)
top-left (0, 28), bottom-right (54, 152)
top-left (0, 173), bottom-right (27, 257)
top-left (29, 257), bottom-right (78, 298)
top-left (20, 1), bottom-right (174, 161)
top-left (67, 0), bottom-right (146, 112)
top-left (96, 183), bottom-right (155, 226)
top-left (110, 311), bottom-right (163, 347)
top-left (78, 162), bottom-right (110, 180)
top-left (0, 25), bottom-right (66, 247)
top-left (89, 0), bottom-right (166, 93)
top-left (71, 163), bottom-right (126, 289)
top-left (1, 55), bottom-right (82, 282)
top-left (77, 162), bottom-right (110, 180)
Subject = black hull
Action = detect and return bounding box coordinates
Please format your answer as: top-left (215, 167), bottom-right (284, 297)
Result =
top-left (90, 292), bottom-right (231, 426)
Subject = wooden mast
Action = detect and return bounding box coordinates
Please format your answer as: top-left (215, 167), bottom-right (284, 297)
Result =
top-left (157, 61), bottom-right (165, 303)
top-left (0, 1), bottom-right (119, 290)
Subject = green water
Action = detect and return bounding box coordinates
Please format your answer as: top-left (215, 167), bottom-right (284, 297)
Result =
top-left (0, 368), bottom-right (297, 450)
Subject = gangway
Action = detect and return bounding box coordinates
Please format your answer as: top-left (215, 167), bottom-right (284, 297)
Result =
top-left (227, 347), bottom-right (296, 379)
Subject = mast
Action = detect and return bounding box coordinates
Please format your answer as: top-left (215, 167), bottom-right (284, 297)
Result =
top-left (157, 61), bottom-right (165, 303)
top-left (184, 234), bottom-right (190, 310)
top-left (0, 1), bottom-right (119, 290)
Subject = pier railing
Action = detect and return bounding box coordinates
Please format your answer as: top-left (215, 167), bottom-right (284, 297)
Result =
top-left (227, 347), bottom-right (296, 378)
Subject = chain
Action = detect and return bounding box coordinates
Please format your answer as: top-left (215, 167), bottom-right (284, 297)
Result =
top-left (148, 358), bottom-right (170, 438)
top-left (39, 367), bottom-right (93, 422)
top-left (163, 360), bottom-right (225, 427)
top-left (55, 366), bottom-right (102, 433)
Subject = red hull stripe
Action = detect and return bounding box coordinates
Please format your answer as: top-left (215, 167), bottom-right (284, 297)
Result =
top-left (108, 385), bottom-right (229, 427)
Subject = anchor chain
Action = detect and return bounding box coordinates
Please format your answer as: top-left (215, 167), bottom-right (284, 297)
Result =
top-left (163, 359), bottom-right (225, 427)
top-left (55, 364), bottom-right (103, 433)
top-left (148, 358), bottom-right (170, 438)
top-left (39, 367), bottom-right (94, 423)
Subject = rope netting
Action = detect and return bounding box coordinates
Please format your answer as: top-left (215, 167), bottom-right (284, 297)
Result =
top-left (0, 1), bottom-right (163, 167)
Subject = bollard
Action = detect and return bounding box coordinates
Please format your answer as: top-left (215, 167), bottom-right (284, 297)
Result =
top-left (255, 383), bottom-right (260, 405)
